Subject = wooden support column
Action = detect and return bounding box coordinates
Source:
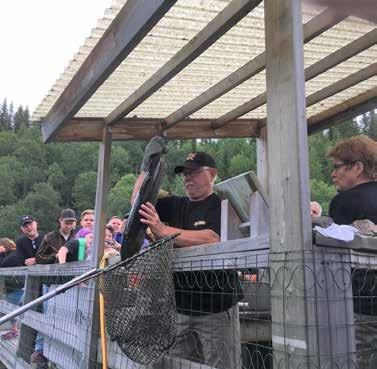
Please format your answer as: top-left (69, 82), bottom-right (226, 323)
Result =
top-left (264, 0), bottom-right (312, 368)
top-left (84, 127), bottom-right (112, 369)
top-left (253, 126), bottom-right (269, 237)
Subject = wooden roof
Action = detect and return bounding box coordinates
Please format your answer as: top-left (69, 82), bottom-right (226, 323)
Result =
top-left (32, 0), bottom-right (377, 142)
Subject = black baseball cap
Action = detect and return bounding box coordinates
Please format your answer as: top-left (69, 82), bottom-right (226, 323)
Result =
top-left (60, 208), bottom-right (77, 221)
top-left (174, 152), bottom-right (216, 174)
top-left (20, 215), bottom-right (35, 227)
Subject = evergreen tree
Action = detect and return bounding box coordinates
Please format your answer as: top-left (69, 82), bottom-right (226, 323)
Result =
top-left (13, 105), bottom-right (24, 131)
top-left (23, 106), bottom-right (30, 128)
top-left (7, 102), bottom-right (14, 130)
top-left (0, 98), bottom-right (8, 131)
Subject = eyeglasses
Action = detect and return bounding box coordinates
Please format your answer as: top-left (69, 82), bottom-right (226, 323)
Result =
top-left (181, 168), bottom-right (211, 178)
top-left (332, 161), bottom-right (357, 171)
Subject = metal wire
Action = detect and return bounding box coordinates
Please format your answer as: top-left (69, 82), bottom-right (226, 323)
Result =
top-left (100, 236), bottom-right (177, 365)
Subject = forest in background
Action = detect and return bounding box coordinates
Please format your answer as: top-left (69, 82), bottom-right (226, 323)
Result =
top-left (0, 98), bottom-right (376, 239)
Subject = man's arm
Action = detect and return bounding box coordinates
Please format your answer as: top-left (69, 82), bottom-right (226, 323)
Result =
top-left (57, 246), bottom-right (68, 264)
top-left (139, 202), bottom-right (219, 247)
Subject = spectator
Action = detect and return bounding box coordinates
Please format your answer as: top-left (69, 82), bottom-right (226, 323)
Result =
top-left (58, 228), bottom-right (93, 263)
top-left (133, 139), bottom-right (243, 369)
top-left (75, 209), bottom-right (95, 238)
top-left (32, 209), bottom-right (77, 367)
top-left (108, 216), bottom-right (123, 243)
top-left (310, 201), bottom-right (322, 218)
top-left (0, 238), bottom-right (17, 266)
top-left (36, 209), bottom-right (77, 264)
top-left (328, 135), bottom-right (377, 225)
top-left (15, 216), bottom-right (44, 266)
top-left (327, 135), bottom-right (377, 369)
top-left (103, 225), bottom-right (120, 257)
top-left (0, 238), bottom-right (23, 341)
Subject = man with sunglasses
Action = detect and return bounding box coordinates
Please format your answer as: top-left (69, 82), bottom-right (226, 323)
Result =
top-left (328, 135), bottom-right (377, 225)
top-left (132, 138), bottom-right (243, 369)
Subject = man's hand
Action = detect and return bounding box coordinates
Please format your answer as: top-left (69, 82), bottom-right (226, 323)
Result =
top-left (139, 202), bottom-right (166, 238)
top-left (140, 136), bottom-right (167, 172)
top-left (25, 257), bottom-right (36, 266)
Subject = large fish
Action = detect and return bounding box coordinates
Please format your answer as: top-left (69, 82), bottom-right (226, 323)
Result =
top-left (121, 150), bottom-right (166, 260)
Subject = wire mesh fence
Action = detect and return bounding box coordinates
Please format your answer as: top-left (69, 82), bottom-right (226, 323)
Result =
top-left (1, 242), bottom-right (377, 369)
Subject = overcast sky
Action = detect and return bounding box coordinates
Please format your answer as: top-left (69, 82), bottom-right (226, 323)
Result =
top-left (0, 0), bottom-right (111, 113)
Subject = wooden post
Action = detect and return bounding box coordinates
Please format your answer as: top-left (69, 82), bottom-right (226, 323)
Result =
top-left (17, 276), bottom-right (40, 363)
top-left (84, 126), bottom-right (112, 369)
top-left (264, 1), bottom-right (312, 368)
top-left (254, 126), bottom-right (269, 237)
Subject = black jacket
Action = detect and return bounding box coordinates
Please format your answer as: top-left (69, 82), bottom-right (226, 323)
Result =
top-left (15, 234), bottom-right (44, 264)
top-left (36, 229), bottom-right (75, 264)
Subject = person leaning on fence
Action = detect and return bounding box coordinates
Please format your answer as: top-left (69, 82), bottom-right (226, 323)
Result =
top-left (15, 215), bottom-right (44, 266)
top-left (327, 135), bottom-right (377, 369)
top-left (132, 137), bottom-right (243, 369)
top-left (36, 208), bottom-right (77, 264)
top-left (57, 228), bottom-right (93, 263)
top-left (0, 238), bottom-right (24, 341)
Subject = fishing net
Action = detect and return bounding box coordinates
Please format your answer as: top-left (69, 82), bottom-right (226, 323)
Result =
top-left (100, 237), bottom-right (177, 365)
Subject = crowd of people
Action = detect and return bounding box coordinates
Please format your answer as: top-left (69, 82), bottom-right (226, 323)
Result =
top-left (0, 208), bottom-right (126, 366)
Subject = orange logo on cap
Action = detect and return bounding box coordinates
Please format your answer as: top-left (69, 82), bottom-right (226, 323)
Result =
top-left (186, 153), bottom-right (197, 161)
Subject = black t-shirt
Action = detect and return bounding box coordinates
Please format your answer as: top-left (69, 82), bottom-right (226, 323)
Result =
top-left (329, 181), bottom-right (377, 315)
top-left (156, 193), bottom-right (243, 315)
top-left (15, 234), bottom-right (44, 264)
top-left (329, 181), bottom-right (377, 225)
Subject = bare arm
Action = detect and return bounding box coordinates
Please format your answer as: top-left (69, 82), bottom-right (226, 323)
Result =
top-left (57, 246), bottom-right (68, 264)
top-left (139, 202), bottom-right (219, 248)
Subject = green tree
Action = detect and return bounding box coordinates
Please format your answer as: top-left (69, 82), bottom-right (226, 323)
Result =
top-left (13, 105), bottom-right (24, 131)
top-left (72, 171), bottom-right (98, 212)
top-left (310, 178), bottom-right (337, 216)
top-left (0, 156), bottom-right (25, 205)
top-left (0, 98), bottom-right (9, 131)
top-left (107, 173), bottom-right (137, 217)
top-left (22, 182), bottom-right (61, 234)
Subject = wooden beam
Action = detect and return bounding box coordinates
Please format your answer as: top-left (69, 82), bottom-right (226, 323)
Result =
top-left (40, 0), bottom-right (176, 143)
top-left (212, 27), bottom-right (377, 129)
top-left (308, 86), bottom-right (377, 134)
top-left (306, 62), bottom-right (377, 107)
top-left (162, 8), bottom-right (345, 131)
top-left (52, 118), bottom-right (261, 141)
top-left (85, 127), bottom-right (112, 369)
top-left (105, 0), bottom-right (262, 126)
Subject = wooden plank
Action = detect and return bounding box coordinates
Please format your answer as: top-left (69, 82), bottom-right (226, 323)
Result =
top-left (52, 118), bottom-right (261, 142)
top-left (213, 27), bottom-right (377, 129)
top-left (105, 0), bottom-right (262, 125)
top-left (17, 276), bottom-right (40, 363)
top-left (40, 0), bottom-right (176, 143)
top-left (220, 199), bottom-right (244, 241)
top-left (91, 127), bottom-right (112, 266)
top-left (173, 235), bottom-right (270, 270)
top-left (84, 128), bottom-right (112, 369)
top-left (306, 62), bottom-right (377, 107)
top-left (308, 86), bottom-right (377, 134)
top-left (162, 8), bottom-right (345, 131)
top-left (264, 1), bottom-right (312, 367)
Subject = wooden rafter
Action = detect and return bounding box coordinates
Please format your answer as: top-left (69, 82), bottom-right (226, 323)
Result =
top-left (162, 7), bottom-right (346, 131)
top-left (308, 86), bottom-right (377, 134)
top-left (53, 118), bottom-right (261, 142)
top-left (105, 0), bottom-right (263, 126)
top-left (211, 27), bottom-right (377, 129)
top-left (40, 0), bottom-right (176, 143)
